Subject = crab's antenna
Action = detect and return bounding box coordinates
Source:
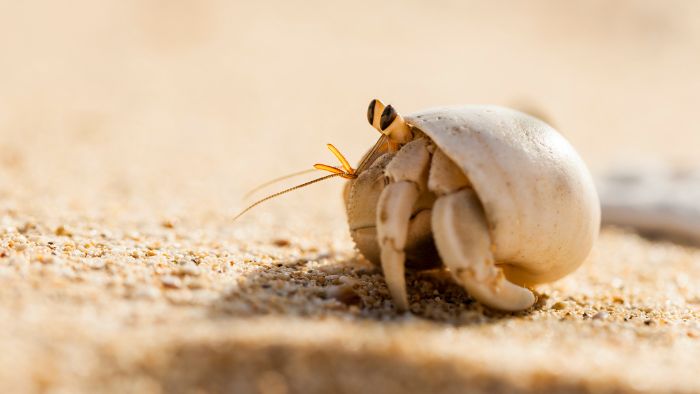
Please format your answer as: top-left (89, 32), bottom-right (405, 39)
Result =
top-left (243, 168), bottom-right (317, 199)
top-left (355, 134), bottom-right (388, 174)
top-left (234, 144), bottom-right (358, 222)
top-left (233, 173), bottom-right (343, 222)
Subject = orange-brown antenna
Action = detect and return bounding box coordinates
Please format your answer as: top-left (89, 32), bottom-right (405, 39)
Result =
top-left (233, 144), bottom-right (357, 222)
top-left (243, 168), bottom-right (317, 199)
top-left (233, 173), bottom-right (342, 222)
top-left (355, 134), bottom-right (388, 174)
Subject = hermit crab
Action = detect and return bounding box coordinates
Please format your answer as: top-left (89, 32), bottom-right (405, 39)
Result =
top-left (238, 99), bottom-right (600, 311)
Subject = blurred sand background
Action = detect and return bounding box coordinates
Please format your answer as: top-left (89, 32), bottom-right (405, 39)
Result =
top-left (1, 1), bottom-right (700, 393)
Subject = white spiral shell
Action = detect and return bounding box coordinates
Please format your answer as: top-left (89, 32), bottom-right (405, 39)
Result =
top-left (403, 105), bottom-right (600, 285)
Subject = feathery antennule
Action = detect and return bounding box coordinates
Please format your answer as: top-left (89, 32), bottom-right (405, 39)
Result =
top-left (313, 144), bottom-right (358, 179)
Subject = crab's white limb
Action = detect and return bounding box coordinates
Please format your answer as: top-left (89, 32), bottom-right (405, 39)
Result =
top-left (377, 181), bottom-right (419, 310)
top-left (432, 189), bottom-right (536, 311)
top-left (384, 138), bottom-right (431, 189)
top-left (376, 139), bottom-right (431, 310)
top-left (428, 148), bottom-right (471, 194)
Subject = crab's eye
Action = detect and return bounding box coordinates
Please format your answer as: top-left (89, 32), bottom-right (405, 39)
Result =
top-left (367, 99), bottom-right (386, 131)
top-left (380, 105), bottom-right (398, 131)
top-left (367, 99), bottom-right (377, 125)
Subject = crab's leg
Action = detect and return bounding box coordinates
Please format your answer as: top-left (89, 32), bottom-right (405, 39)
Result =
top-left (376, 138), bottom-right (431, 310)
top-left (429, 150), bottom-right (536, 311)
top-left (377, 182), bottom-right (418, 310)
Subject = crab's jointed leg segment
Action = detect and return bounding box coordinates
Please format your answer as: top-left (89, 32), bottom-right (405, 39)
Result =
top-left (429, 150), bottom-right (536, 311)
top-left (376, 138), bottom-right (431, 310)
top-left (377, 181), bottom-right (419, 310)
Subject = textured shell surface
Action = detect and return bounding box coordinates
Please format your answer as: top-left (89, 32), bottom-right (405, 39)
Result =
top-left (404, 105), bottom-right (600, 285)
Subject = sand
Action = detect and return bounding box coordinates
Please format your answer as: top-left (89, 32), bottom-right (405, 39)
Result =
top-left (1, 1), bottom-right (700, 393)
top-left (2, 204), bottom-right (700, 393)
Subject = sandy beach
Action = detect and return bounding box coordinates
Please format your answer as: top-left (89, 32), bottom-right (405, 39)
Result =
top-left (1, 1), bottom-right (700, 392)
